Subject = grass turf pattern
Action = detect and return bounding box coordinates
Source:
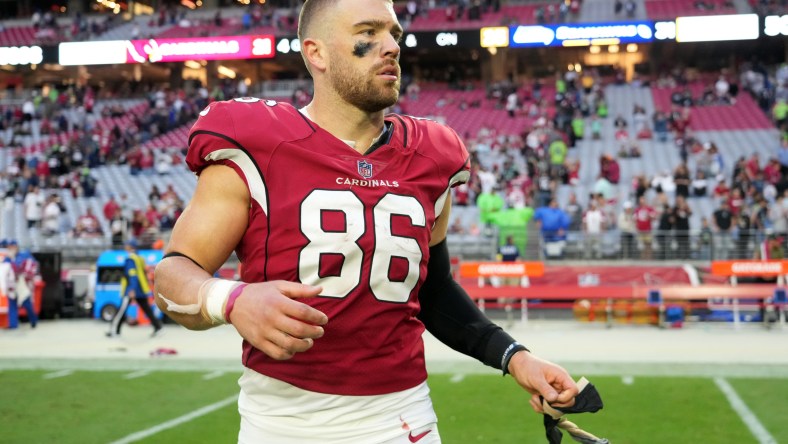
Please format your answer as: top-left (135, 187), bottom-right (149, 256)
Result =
top-left (0, 371), bottom-right (782, 443)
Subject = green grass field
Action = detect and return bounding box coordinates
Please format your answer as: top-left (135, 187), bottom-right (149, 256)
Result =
top-left (1, 370), bottom-right (786, 444)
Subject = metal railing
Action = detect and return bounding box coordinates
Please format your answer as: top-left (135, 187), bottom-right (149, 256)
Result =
top-left (539, 229), bottom-right (781, 262)
top-left (22, 227), bottom-right (783, 265)
top-left (445, 227), bottom-right (784, 262)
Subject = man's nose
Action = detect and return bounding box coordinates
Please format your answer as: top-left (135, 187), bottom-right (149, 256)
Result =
top-left (382, 33), bottom-right (400, 60)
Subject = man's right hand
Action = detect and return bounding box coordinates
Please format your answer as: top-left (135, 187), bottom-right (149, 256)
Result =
top-left (229, 281), bottom-right (328, 360)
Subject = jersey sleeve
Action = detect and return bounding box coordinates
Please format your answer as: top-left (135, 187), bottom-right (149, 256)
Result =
top-left (448, 130), bottom-right (471, 187)
top-left (186, 100), bottom-right (241, 175)
top-left (413, 119), bottom-right (471, 219)
top-left (422, 120), bottom-right (471, 188)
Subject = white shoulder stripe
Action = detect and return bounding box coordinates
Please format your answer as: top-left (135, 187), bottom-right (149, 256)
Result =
top-left (204, 148), bottom-right (268, 215)
top-left (434, 170), bottom-right (470, 218)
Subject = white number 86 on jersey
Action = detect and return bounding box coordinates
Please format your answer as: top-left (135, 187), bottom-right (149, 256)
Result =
top-left (299, 190), bottom-right (426, 303)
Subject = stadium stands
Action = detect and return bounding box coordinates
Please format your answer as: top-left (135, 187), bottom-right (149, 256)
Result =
top-left (644, 0), bottom-right (738, 20)
top-left (651, 84), bottom-right (774, 131)
top-left (1, 68), bottom-right (783, 263)
top-left (399, 82), bottom-right (556, 137)
top-left (141, 121), bottom-right (192, 150)
top-left (1, 0), bottom-right (786, 264)
top-left (155, 22), bottom-right (242, 39)
top-left (9, 99), bottom-right (149, 156)
top-left (405, 4), bottom-right (549, 31)
top-left (92, 17), bottom-right (175, 41)
top-left (0, 26), bottom-right (41, 47)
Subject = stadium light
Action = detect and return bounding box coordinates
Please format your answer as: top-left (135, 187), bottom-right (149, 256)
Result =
top-left (217, 65), bottom-right (237, 79)
top-left (480, 27), bottom-right (509, 48)
top-left (675, 14), bottom-right (759, 42)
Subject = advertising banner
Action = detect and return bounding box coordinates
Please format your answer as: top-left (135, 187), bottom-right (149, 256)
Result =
top-left (59, 35), bottom-right (275, 66)
top-left (125, 35), bottom-right (275, 63)
top-left (508, 21), bottom-right (655, 47)
top-left (459, 261), bottom-right (545, 278)
top-left (711, 260), bottom-right (788, 277)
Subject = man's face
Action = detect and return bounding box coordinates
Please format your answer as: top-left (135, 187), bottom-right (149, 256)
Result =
top-left (325, 0), bottom-right (402, 112)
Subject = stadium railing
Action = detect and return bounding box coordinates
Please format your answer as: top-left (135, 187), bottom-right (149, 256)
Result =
top-left (524, 229), bottom-right (777, 262)
top-left (457, 259), bottom-right (788, 329)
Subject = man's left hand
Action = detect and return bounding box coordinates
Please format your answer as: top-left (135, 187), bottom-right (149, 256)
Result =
top-left (507, 351), bottom-right (579, 413)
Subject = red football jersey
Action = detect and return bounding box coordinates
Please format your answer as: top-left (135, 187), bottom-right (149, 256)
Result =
top-left (187, 99), bottom-right (470, 396)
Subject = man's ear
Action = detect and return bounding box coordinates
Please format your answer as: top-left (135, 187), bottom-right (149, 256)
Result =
top-left (302, 38), bottom-right (327, 74)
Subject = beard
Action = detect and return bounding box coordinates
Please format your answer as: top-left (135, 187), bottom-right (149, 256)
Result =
top-left (329, 56), bottom-right (400, 113)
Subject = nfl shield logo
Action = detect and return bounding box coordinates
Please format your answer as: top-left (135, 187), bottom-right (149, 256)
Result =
top-left (357, 160), bottom-right (373, 179)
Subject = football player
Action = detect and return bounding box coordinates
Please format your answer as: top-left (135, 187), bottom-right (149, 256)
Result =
top-left (155, 0), bottom-right (579, 441)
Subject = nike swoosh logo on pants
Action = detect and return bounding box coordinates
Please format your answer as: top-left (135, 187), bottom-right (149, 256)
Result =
top-left (408, 429), bottom-right (432, 443)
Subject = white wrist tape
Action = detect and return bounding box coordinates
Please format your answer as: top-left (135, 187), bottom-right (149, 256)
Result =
top-left (204, 279), bottom-right (240, 325)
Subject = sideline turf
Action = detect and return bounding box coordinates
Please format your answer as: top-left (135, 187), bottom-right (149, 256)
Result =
top-left (728, 377), bottom-right (788, 443)
top-left (0, 370), bottom-right (239, 444)
top-left (0, 371), bottom-right (776, 443)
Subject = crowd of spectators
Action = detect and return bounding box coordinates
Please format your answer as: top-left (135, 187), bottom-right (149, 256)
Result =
top-left (29, 9), bottom-right (62, 43)
top-left (3, 56), bottom-right (788, 261)
top-left (442, 61), bottom-right (788, 261)
top-left (98, 184), bottom-right (185, 247)
top-left (0, 78), bottom-right (254, 245)
top-left (613, 0), bottom-right (637, 18)
top-left (395, 0), bottom-right (581, 29)
top-left (650, 63), bottom-right (788, 132)
top-left (751, 0), bottom-right (788, 16)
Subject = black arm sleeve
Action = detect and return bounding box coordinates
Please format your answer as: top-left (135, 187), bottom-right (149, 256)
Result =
top-left (418, 240), bottom-right (528, 372)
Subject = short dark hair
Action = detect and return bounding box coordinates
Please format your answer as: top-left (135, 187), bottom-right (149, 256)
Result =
top-left (297, 0), bottom-right (394, 74)
top-left (297, 0), bottom-right (340, 42)
top-left (297, 0), bottom-right (394, 41)
top-left (297, 0), bottom-right (341, 74)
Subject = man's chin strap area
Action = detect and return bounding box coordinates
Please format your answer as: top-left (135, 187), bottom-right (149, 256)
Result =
top-left (542, 377), bottom-right (609, 444)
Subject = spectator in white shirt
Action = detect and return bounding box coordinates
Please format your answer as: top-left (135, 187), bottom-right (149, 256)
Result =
top-left (477, 166), bottom-right (497, 195)
top-left (618, 201), bottom-right (637, 259)
top-left (506, 92), bottom-right (519, 118)
top-left (41, 194), bottom-right (62, 237)
top-left (583, 200), bottom-right (606, 259)
top-left (651, 170), bottom-right (676, 195)
top-left (23, 186), bottom-right (45, 229)
top-left (715, 76), bottom-right (730, 102)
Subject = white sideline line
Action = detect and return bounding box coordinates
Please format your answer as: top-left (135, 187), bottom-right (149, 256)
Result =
top-left (449, 374), bottom-right (465, 383)
top-left (123, 370), bottom-right (151, 380)
top-left (108, 394), bottom-right (238, 444)
top-left (43, 370), bottom-right (73, 380)
top-left (713, 377), bottom-right (777, 444)
top-left (202, 371), bottom-right (225, 380)
top-left (621, 375), bottom-right (634, 385)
